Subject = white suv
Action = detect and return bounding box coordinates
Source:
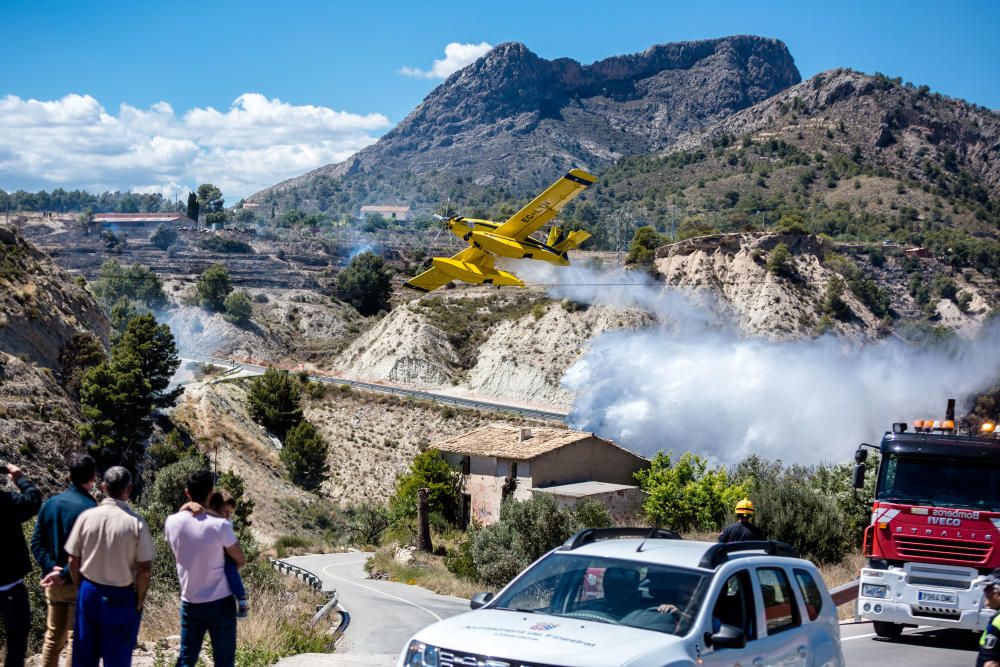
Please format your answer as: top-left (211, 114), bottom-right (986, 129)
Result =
top-left (399, 528), bottom-right (844, 667)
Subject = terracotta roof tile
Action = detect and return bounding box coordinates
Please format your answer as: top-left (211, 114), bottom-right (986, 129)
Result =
top-left (432, 423), bottom-right (642, 462)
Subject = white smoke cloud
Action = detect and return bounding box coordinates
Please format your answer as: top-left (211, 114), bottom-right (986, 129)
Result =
top-left (517, 261), bottom-right (1000, 465)
top-left (400, 42), bottom-right (492, 79)
top-left (0, 93), bottom-right (391, 201)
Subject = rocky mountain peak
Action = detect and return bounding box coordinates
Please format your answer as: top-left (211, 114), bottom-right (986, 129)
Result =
top-left (249, 35), bottom-right (802, 209)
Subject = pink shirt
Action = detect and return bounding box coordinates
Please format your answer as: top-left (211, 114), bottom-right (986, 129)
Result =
top-left (164, 511), bottom-right (237, 603)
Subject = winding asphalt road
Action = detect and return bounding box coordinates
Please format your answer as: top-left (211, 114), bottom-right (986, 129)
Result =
top-left (281, 552), bottom-right (978, 666)
top-left (282, 552), bottom-right (468, 658)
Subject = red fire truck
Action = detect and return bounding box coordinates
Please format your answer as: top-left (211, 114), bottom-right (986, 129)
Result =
top-left (853, 400), bottom-right (1000, 638)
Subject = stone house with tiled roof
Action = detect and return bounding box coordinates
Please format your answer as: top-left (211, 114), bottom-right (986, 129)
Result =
top-left (432, 423), bottom-right (647, 526)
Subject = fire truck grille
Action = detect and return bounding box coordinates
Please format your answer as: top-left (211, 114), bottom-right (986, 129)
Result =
top-left (438, 649), bottom-right (562, 667)
top-left (893, 534), bottom-right (993, 565)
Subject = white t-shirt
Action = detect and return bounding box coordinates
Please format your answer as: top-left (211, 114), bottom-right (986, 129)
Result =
top-left (164, 511), bottom-right (238, 604)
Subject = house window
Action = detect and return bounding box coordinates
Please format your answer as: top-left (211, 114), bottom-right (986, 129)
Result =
top-left (461, 456), bottom-right (470, 475)
top-left (511, 461), bottom-right (518, 478)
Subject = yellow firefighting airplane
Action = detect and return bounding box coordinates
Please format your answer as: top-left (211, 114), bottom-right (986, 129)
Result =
top-left (404, 169), bottom-right (596, 292)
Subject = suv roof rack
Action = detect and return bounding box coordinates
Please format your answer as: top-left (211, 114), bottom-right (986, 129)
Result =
top-left (698, 541), bottom-right (799, 569)
top-left (559, 527), bottom-right (682, 551)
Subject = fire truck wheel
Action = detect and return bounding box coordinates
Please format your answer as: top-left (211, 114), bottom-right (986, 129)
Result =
top-left (873, 621), bottom-right (903, 639)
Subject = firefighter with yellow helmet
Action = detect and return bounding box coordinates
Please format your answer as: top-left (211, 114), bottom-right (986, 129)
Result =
top-left (718, 498), bottom-right (765, 543)
top-left (977, 571), bottom-right (1000, 667)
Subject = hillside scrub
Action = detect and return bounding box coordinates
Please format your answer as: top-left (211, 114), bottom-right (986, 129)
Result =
top-left (413, 293), bottom-right (540, 369)
top-left (197, 235), bottom-right (253, 253)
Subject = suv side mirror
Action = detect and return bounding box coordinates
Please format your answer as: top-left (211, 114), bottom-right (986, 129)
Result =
top-left (852, 463), bottom-right (866, 489)
top-left (707, 624), bottom-right (746, 649)
top-left (470, 592), bottom-right (494, 610)
top-left (854, 448), bottom-right (869, 464)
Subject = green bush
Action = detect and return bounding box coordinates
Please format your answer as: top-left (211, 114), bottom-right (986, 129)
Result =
top-left (822, 276), bottom-right (851, 320)
top-left (754, 479), bottom-right (850, 564)
top-left (150, 224), bottom-right (178, 250)
top-left (335, 251), bottom-right (392, 316)
top-left (223, 289), bottom-right (253, 325)
top-left (198, 235), bottom-right (253, 253)
top-left (390, 449), bottom-right (461, 523)
top-left (90, 259), bottom-right (167, 311)
top-left (731, 454), bottom-right (873, 563)
top-left (444, 526), bottom-right (479, 580)
top-left (767, 243), bottom-right (794, 277)
top-left (634, 452), bottom-right (746, 532)
top-left (626, 226), bottom-right (664, 267)
top-left (147, 457), bottom-right (211, 512)
top-left (471, 495), bottom-right (612, 588)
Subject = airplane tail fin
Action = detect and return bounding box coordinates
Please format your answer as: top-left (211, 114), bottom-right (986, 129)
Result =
top-left (553, 230), bottom-right (592, 253)
top-left (546, 226), bottom-right (567, 248)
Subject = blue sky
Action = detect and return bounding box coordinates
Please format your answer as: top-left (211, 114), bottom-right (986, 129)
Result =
top-left (2, 0), bottom-right (998, 200)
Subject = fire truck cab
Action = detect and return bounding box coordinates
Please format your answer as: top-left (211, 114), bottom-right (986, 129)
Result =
top-left (853, 415), bottom-right (1000, 638)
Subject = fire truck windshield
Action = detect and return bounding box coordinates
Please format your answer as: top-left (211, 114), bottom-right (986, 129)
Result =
top-left (877, 453), bottom-right (1000, 511)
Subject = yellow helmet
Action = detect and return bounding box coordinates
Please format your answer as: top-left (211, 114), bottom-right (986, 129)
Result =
top-left (735, 498), bottom-right (755, 515)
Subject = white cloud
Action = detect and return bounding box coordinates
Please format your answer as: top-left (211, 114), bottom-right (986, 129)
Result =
top-left (400, 41), bottom-right (492, 79)
top-left (0, 93), bottom-right (391, 201)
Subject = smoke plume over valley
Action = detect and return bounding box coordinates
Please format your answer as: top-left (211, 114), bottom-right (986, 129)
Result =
top-left (518, 262), bottom-right (1000, 465)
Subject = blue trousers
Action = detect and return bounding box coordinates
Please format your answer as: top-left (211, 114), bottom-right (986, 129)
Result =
top-left (224, 556), bottom-right (246, 600)
top-left (177, 596), bottom-right (236, 667)
top-left (73, 580), bottom-right (140, 667)
top-left (0, 582), bottom-right (30, 667)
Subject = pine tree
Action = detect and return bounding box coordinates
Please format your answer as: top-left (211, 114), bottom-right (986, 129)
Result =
top-left (196, 263), bottom-right (232, 311)
top-left (280, 421), bottom-right (329, 491)
top-left (79, 314), bottom-right (179, 476)
top-left (245, 367), bottom-right (303, 438)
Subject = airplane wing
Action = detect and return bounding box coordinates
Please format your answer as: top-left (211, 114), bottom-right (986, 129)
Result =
top-left (404, 247), bottom-right (483, 293)
top-left (492, 169), bottom-right (596, 241)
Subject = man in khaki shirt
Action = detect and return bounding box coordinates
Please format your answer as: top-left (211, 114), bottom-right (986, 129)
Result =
top-left (65, 467), bottom-right (154, 667)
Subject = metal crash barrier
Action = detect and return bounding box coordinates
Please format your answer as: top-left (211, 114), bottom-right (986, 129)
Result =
top-left (269, 557), bottom-right (340, 625)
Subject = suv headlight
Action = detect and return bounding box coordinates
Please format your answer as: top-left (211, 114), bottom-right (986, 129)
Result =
top-left (404, 640), bottom-right (440, 666)
top-left (862, 583), bottom-right (888, 599)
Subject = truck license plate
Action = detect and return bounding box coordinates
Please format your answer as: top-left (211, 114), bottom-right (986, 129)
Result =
top-left (918, 590), bottom-right (957, 605)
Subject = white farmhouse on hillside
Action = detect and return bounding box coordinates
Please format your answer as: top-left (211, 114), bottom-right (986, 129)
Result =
top-left (359, 205), bottom-right (413, 222)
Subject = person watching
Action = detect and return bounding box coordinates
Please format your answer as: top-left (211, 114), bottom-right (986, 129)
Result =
top-left (65, 466), bottom-right (154, 667)
top-left (165, 469), bottom-right (246, 667)
top-left (0, 463), bottom-right (43, 667)
top-left (31, 453), bottom-right (98, 667)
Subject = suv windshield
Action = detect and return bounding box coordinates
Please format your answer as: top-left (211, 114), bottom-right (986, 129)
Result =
top-left (877, 453), bottom-right (1000, 511)
top-left (490, 553), bottom-right (708, 636)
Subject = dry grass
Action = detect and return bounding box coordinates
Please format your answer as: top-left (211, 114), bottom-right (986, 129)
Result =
top-left (139, 577), bottom-right (329, 650)
top-left (368, 544), bottom-right (485, 600)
